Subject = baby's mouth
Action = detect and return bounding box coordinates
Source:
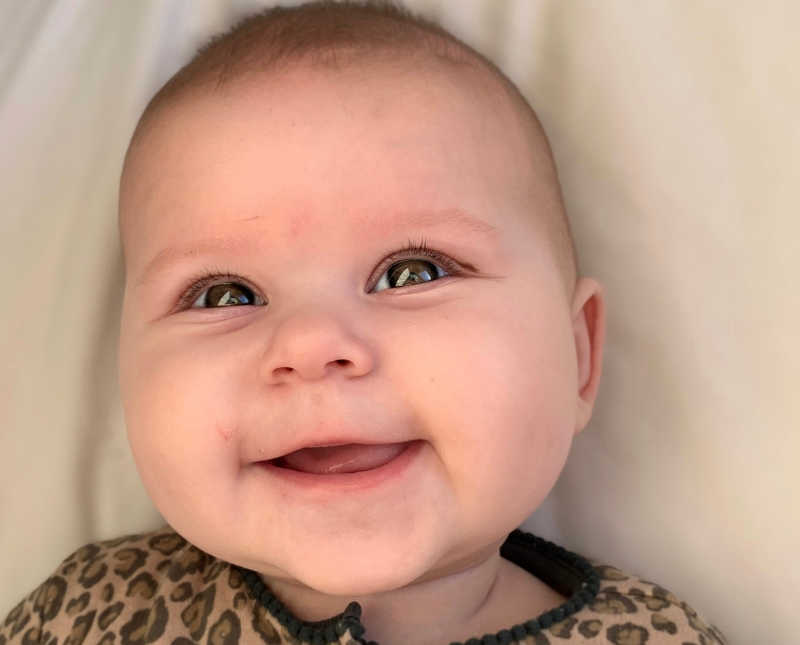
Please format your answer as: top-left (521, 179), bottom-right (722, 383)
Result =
top-left (271, 442), bottom-right (411, 475)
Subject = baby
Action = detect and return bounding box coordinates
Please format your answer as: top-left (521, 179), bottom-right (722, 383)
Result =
top-left (1, 2), bottom-right (728, 644)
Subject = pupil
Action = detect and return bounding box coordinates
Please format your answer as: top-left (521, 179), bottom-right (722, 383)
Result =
top-left (207, 284), bottom-right (251, 306)
top-left (390, 260), bottom-right (435, 287)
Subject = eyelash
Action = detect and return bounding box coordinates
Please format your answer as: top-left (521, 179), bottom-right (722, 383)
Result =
top-left (174, 237), bottom-right (464, 311)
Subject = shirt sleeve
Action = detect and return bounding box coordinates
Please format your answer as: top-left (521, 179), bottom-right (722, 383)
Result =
top-left (0, 566), bottom-right (78, 644)
top-left (0, 585), bottom-right (44, 644)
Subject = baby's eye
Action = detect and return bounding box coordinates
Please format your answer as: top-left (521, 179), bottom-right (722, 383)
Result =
top-left (177, 246), bottom-right (461, 310)
top-left (185, 280), bottom-right (265, 309)
top-left (370, 257), bottom-right (451, 293)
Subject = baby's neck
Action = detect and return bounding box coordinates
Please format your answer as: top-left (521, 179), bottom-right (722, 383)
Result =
top-left (262, 544), bottom-right (567, 645)
top-left (372, 558), bottom-right (568, 645)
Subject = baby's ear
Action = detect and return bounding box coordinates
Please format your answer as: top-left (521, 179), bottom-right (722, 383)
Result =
top-left (571, 277), bottom-right (606, 434)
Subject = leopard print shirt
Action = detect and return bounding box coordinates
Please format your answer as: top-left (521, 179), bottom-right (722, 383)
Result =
top-left (0, 525), bottom-right (728, 644)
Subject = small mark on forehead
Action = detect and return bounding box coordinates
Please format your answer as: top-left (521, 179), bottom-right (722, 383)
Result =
top-left (235, 210), bottom-right (313, 240)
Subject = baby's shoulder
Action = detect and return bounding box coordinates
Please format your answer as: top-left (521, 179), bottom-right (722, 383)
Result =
top-left (0, 525), bottom-right (248, 645)
top-left (550, 554), bottom-right (729, 644)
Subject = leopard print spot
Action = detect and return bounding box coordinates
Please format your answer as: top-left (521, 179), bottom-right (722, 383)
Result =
top-left (99, 633), bottom-right (116, 645)
top-left (227, 567), bottom-right (243, 589)
top-left (171, 639), bottom-right (195, 644)
top-left (628, 587), bottom-right (672, 611)
top-left (3, 599), bottom-right (29, 638)
top-left (63, 609), bottom-right (96, 645)
top-left (33, 576), bottom-right (67, 621)
top-left (651, 611), bottom-right (677, 634)
top-left (208, 610), bottom-right (241, 645)
top-left (548, 616), bottom-right (577, 638)
top-left (203, 560), bottom-right (227, 584)
top-left (607, 622), bottom-right (649, 644)
top-left (98, 602), bottom-right (124, 630)
top-left (21, 626), bottom-right (42, 645)
top-left (78, 558), bottom-right (108, 588)
top-left (4, 598), bottom-right (24, 624)
top-left (66, 592), bottom-right (90, 617)
top-left (233, 592), bottom-right (248, 610)
top-left (6, 612), bottom-right (29, 640)
top-left (592, 590), bottom-right (638, 614)
top-left (127, 572), bottom-right (158, 600)
top-left (577, 619), bottom-right (603, 638)
top-left (166, 548), bottom-right (206, 582)
top-left (62, 562), bottom-right (78, 576)
top-left (120, 595), bottom-right (168, 645)
top-left (642, 595), bottom-right (671, 612)
top-left (251, 603), bottom-right (281, 644)
top-left (170, 582), bottom-right (193, 602)
top-left (148, 533), bottom-right (186, 556)
top-left (683, 602), bottom-right (713, 635)
top-left (650, 584), bottom-right (681, 606)
top-left (68, 544), bottom-right (100, 564)
top-left (180, 584), bottom-right (215, 640)
top-left (101, 582), bottom-right (115, 602)
top-left (103, 534), bottom-right (144, 549)
top-left (114, 548), bottom-right (148, 580)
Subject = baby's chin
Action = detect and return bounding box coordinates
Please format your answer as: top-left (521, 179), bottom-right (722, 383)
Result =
top-left (157, 503), bottom-right (426, 581)
top-left (263, 530), bottom-right (441, 593)
top-left (278, 556), bottom-right (431, 598)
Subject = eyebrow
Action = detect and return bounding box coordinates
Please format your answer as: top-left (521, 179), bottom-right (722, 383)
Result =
top-left (135, 208), bottom-right (498, 287)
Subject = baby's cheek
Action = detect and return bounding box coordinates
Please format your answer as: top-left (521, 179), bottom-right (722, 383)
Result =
top-left (473, 301), bottom-right (576, 488)
top-left (125, 356), bottom-right (243, 530)
top-left (123, 338), bottom-right (238, 481)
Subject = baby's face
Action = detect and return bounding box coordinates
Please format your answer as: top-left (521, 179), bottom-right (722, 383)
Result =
top-left (118, 58), bottom-right (603, 595)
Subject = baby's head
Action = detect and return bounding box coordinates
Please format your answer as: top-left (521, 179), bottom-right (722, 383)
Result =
top-left (117, 0), bottom-right (605, 602)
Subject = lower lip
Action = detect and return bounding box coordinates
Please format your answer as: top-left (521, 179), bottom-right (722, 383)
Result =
top-left (258, 440), bottom-right (424, 494)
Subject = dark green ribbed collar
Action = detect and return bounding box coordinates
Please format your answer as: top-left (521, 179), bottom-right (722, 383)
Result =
top-left (237, 528), bottom-right (600, 645)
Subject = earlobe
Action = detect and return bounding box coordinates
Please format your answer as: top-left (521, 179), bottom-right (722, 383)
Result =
top-left (571, 277), bottom-right (607, 434)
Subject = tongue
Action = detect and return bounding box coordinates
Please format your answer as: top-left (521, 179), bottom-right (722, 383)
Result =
top-left (280, 442), bottom-right (408, 474)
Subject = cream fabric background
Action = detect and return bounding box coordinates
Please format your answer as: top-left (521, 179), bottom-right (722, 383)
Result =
top-left (1, 2), bottom-right (797, 643)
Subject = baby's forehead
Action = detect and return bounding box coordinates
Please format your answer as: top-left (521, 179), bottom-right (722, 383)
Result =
top-left (133, 47), bottom-right (539, 155)
top-left (122, 56), bottom-right (543, 215)
top-left (118, 56), bottom-right (570, 296)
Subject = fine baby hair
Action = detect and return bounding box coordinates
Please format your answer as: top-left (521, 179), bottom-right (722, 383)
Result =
top-left (1, 2), bottom-right (729, 644)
